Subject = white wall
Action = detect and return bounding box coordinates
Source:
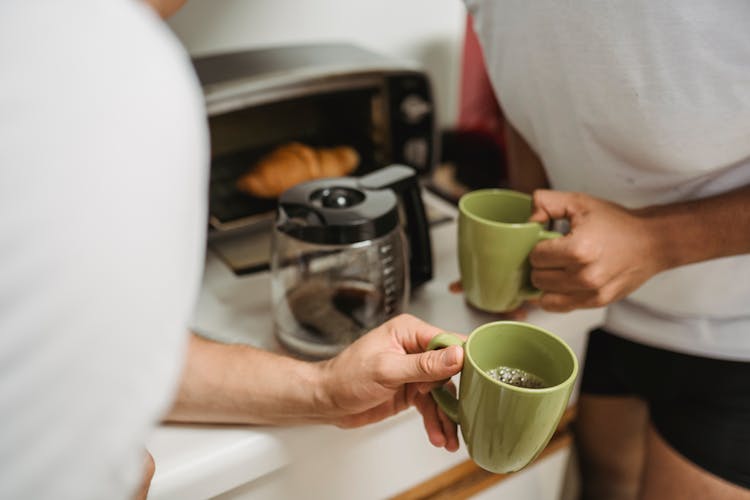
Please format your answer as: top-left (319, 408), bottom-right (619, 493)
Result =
top-left (167, 0), bottom-right (467, 127)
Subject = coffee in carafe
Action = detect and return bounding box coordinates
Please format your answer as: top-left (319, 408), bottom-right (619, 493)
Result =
top-left (284, 278), bottom-right (385, 348)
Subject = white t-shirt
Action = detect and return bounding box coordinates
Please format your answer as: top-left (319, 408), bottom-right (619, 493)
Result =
top-left (0, 1), bottom-right (208, 498)
top-left (466, 0), bottom-right (750, 360)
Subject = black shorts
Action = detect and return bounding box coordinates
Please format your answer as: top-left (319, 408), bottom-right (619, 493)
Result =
top-left (579, 328), bottom-right (750, 489)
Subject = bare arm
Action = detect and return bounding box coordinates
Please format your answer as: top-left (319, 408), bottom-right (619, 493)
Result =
top-left (144, 0), bottom-right (186, 18)
top-left (166, 334), bottom-right (325, 425)
top-left (503, 119), bottom-right (549, 194)
top-left (639, 185), bottom-right (750, 270)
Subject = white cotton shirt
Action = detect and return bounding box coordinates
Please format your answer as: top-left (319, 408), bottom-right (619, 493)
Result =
top-left (0, 1), bottom-right (208, 499)
top-left (466, 0), bottom-right (750, 360)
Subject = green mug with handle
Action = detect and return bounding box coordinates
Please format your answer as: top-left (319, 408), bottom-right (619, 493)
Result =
top-left (458, 189), bottom-right (561, 312)
top-left (429, 321), bottom-right (578, 474)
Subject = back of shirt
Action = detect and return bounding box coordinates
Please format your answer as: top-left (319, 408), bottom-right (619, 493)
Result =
top-left (466, 0), bottom-right (750, 359)
top-left (0, 1), bottom-right (208, 498)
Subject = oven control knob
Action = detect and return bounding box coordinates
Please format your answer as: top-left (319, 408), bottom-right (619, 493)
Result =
top-left (402, 138), bottom-right (429, 168)
top-left (400, 94), bottom-right (432, 124)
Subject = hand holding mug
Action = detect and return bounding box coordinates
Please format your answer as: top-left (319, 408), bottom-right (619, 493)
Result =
top-left (318, 314), bottom-right (464, 450)
top-left (428, 321), bottom-right (578, 473)
top-left (528, 190), bottom-right (665, 312)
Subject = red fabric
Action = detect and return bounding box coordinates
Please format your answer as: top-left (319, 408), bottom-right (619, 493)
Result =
top-left (457, 15), bottom-right (504, 148)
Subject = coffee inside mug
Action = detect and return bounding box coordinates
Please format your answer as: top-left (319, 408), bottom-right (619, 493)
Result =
top-left (467, 324), bottom-right (576, 390)
top-left (485, 365), bottom-right (548, 388)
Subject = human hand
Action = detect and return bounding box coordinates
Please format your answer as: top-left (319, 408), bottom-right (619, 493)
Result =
top-left (317, 314), bottom-right (465, 451)
top-left (528, 190), bottom-right (665, 312)
top-left (448, 280), bottom-right (535, 320)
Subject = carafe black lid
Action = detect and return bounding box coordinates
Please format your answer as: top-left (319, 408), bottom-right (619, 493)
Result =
top-left (276, 176), bottom-right (399, 245)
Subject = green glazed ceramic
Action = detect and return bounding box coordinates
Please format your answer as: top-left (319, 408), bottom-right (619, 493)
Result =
top-left (458, 189), bottom-right (560, 312)
top-left (429, 321), bottom-right (578, 474)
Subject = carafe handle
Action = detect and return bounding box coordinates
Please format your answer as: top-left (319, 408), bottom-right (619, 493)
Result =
top-left (358, 165), bottom-right (433, 287)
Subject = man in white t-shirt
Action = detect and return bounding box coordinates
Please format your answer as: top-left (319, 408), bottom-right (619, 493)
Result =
top-left (465, 1), bottom-right (750, 499)
top-left (0, 2), bottom-right (463, 499)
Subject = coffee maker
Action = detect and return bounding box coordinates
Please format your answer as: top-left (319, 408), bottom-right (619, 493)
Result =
top-left (270, 165), bottom-right (432, 358)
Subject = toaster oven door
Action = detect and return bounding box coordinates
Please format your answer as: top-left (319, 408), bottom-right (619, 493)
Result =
top-left (208, 84), bottom-right (390, 233)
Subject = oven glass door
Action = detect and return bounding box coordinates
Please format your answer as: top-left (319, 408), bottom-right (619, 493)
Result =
top-left (208, 87), bottom-right (389, 232)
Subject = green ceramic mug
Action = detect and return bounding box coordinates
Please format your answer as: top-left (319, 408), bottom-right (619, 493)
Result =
top-left (458, 189), bottom-right (561, 312)
top-left (428, 321), bottom-right (578, 474)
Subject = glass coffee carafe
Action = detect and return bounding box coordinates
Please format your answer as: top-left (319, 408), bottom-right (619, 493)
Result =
top-left (270, 165), bottom-right (432, 359)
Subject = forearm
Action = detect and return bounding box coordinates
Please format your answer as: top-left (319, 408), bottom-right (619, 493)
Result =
top-left (503, 118), bottom-right (549, 194)
top-left (640, 184), bottom-right (750, 271)
top-left (165, 334), bottom-right (328, 425)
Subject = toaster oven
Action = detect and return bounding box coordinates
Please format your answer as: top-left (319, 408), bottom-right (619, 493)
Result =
top-left (193, 43), bottom-right (438, 236)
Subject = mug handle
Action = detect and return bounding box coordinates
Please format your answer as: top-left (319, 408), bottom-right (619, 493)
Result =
top-left (519, 229), bottom-right (562, 300)
top-left (427, 333), bottom-right (465, 424)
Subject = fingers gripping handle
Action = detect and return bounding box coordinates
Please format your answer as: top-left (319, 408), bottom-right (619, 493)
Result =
top-left (427, 333), bottom-right (464, 424)
top-left (519, 228), bottom-right (562, 300)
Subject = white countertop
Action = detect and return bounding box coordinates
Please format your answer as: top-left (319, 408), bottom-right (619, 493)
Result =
top-left (146, 193), bottom-right (605, 500)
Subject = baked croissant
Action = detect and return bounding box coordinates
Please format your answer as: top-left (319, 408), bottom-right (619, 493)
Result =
top-left (236, 142), bottom-right (360, 198)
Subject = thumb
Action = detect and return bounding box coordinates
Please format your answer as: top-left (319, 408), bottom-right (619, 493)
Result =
top-left (529, 189), bottom-right (582, 224)
top-left (383, 345), bottom-right (463, 385)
